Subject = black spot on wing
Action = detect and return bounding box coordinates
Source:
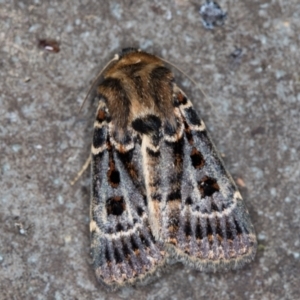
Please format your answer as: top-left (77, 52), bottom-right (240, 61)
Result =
top-left (106, 196), bottom-right (126, 216)
top-left (195, 222), bottom-right (204, 240)
top-left (167, 190), bottom-right (181, 202)
top-left (132, 115), bottom-right (162, 135)
top-left (174, 91), bottom-right (188, 107)
top-left (184, 107), bottom-right (201, 126)
top-left (137, 206), bottom-right (144, 217)
top-left (225, 219), bottom-right (235, 240)
top-left (198, 176), bottom-right (220, 198)
top-left (146, 148), bottom-right (160, 157)
top-left (130, 236), bottom-right (139, 251)
top-left (116, 224), bottom-right (124, 232)
top-left (206, 219), bottom-right (214, 236)
top-left (117, 148), bottom-right (133, 163)
top-left (93, 127), bottom-right (106, 148)
top-left (107, 153), bottom-right (120, 188)
top-left (143, 196), bottom-right (147, 206)
top-left (108, 169), bottom-right (120, 186)
top-left (105, 246), bottom-right (111, 263)
top-left (185, 197), bottom-right (193, 205)
top-left (184, 221), bottom-right (192, 237)
top-left (114, 248), bottom-right (123, 264)
top-left (164, 121), bottom-right (176, 136)
top-left (190, 147), bottom-right (205, 169)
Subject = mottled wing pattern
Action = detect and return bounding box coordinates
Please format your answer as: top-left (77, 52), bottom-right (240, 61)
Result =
top-left (89, 49), bottom-right (256, 290)
top-left (159, 85), bottom-right (257, 271)
top-left (90, 99), bottom-right (166, 290)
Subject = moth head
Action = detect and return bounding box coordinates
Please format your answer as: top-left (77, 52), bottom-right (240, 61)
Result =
top-left (119, 47), bottom-right (141, 57)
top-left (104, 49), bottom-right (164, 78)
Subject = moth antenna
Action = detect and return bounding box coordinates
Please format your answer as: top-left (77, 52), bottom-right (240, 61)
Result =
top-left (159, 56), bottom-right (217, 114)
top-left (70, 155), bottom-right (91, 186)
top-left (78, 54), bottom-right (119, 114)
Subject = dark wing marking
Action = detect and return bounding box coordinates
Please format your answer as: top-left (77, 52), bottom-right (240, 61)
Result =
top-left (160, 86), bottom-right (257, 271)
top-left (90, 99), bottom-right (166, 290)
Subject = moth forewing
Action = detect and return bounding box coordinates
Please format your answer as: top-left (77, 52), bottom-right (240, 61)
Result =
top-left (89, 48), bottom-right (257, 290)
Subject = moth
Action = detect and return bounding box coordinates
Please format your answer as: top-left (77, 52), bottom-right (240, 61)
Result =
top-left (89, 48), bottom-right (257, 291)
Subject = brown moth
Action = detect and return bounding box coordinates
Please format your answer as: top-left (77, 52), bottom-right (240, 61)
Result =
top-left (89, 48), bottom-right (257, 291)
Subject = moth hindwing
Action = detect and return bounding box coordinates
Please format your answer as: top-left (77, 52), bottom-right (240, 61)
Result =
top-left (90, 49), bottom-right (257, 290)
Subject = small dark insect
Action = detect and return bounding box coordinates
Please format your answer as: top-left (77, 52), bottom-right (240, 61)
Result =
top-left (199, 0), bottom-right (227, 29)
top-left (38, 39), bottom-right (60, 53)
top-left (230, 48), bottom-right (243, 59)
top-left (229, 48), bottom-right (243, 66)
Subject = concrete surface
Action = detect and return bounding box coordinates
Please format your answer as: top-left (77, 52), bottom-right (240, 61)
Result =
top-left (1, 0), bottom-right (299, 299)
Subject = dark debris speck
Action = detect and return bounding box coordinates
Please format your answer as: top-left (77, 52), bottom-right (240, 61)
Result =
top-left (199, 1), bottom-right (227, 29)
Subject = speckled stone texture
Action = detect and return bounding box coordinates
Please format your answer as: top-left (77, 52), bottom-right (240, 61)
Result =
top-left (1, 1), bottom-right (299, 299)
